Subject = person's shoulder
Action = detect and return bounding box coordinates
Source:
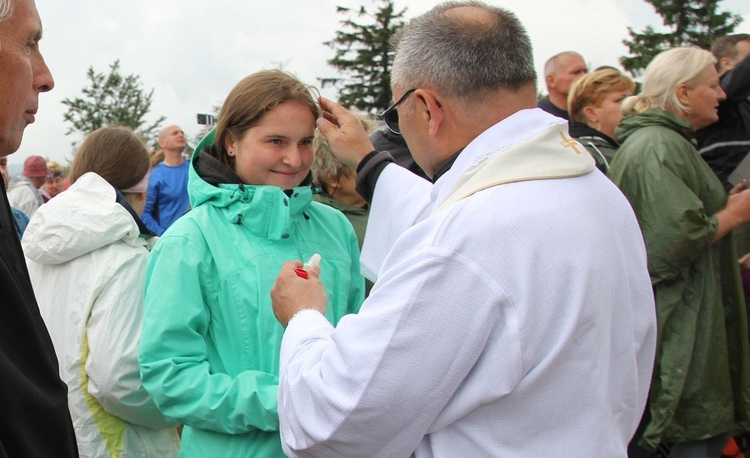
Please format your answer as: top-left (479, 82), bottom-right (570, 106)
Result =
top-left (309, 200), bottom-right (351, 225)
top-left (149, 163), bottom-right (169, 178)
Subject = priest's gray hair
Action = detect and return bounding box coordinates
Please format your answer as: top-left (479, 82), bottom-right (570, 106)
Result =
top-left (0, 0), bottom-right (14, 23)
top-left (390, 1), bottom-right (536, 101)
top-left (634, 47), bottom-right (716, 115)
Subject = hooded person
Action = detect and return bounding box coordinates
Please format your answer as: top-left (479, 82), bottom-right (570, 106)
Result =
top-left (138, 69), bottom-right (364, 457)
top-left (23, 126), bottom-right (180, 457)
top-left (8, 154), bottom-right (49, 216)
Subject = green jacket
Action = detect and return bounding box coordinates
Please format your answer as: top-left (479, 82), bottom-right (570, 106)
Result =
top-left (609, 110), bottom-right (750, 450)
top-left (139, 130), bottom-right (364, 458)
top-left (313, 193), bottom-right (373, 296)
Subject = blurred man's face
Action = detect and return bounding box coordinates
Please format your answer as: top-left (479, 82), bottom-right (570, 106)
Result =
top-left (721, 40), bottom-right (750, 75)
top-left (158, 125), bottom-right (187, 152)
top-left (548, 54), bottom-right (588, 97)
top-left (0, 0), bottom-right (54, 156)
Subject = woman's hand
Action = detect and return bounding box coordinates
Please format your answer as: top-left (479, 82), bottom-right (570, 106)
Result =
top-left (714, 186), bottom-right (750, 243)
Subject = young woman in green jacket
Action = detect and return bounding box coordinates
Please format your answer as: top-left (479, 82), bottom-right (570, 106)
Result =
top-left (139, 70), bottom-right (364, 458)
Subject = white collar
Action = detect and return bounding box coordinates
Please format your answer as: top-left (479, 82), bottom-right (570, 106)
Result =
top-left (431, 108), bottom-right (567, 209)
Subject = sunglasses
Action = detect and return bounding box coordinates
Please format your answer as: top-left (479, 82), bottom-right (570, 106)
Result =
top-left (381, 88), bottom-right (417, 135)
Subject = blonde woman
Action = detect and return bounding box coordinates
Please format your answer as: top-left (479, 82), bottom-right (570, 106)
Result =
top-left (39, 160), bottom-right (65, 201)
top-left (609, 47), bottom-right (750, 457)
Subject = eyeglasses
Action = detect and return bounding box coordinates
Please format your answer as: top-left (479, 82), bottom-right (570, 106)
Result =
top-left (381, 88), bottom-right (417, 135)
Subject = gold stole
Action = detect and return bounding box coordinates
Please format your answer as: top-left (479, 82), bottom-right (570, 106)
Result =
top-left (437, 125), bottom-right (595, 211)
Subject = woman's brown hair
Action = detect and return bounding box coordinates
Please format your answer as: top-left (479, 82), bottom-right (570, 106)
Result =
top-left (68, 125), bottom-right (150, 190)
top-left (213, 69), bottom-right (319, 169)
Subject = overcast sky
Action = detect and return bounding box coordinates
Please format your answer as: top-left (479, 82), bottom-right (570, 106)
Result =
top-left (10, 0), bottom-right (750, 168)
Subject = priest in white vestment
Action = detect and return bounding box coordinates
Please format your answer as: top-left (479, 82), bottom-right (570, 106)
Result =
top-left (270, 2), bottom-right (657, 457)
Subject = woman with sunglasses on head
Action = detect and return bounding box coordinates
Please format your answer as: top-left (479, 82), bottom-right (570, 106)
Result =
top-left (39, 160), bottom-right (65, 202)
top-left (138, 69), bottom-right (364, 458)
top-left (23, 126), bottom-right (180, 457)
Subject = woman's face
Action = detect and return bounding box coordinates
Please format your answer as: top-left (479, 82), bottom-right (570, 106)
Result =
top-left (45, 176), bottom-right (64, 197)
top-left (227, 101), bottom-right (315, 189)
top-left (587, 90), bottom-right (631, 139)
top-left (678, 66), bottom-right (726, 130)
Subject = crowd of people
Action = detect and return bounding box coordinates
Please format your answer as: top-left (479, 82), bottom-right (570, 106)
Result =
top-left (2, 0), bottom-right (750, 457)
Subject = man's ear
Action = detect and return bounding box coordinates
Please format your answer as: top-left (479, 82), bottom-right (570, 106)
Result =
top-left (546, 73), bottom-right (556, 89)
top-left (415, 89), bottom-right (444, 137)
top-left (719, 57), bottom-right (734, 73)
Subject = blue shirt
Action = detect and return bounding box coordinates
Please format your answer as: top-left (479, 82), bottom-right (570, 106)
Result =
top-left (142, 162), bottom-right (190, 235)
top-left (11, 207), bottom-right (29, 240)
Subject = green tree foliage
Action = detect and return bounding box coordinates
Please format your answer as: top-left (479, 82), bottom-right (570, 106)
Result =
top-left (620, 0), bottom-right (742, 76)
top-left (320, 0), bottom-right (407, 114)
top-left (62, 60), bottom-right (166, 146)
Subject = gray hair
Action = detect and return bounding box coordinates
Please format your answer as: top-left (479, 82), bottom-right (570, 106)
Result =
top-left (0, 0), bottom-right (14, 23)
top-left (390, 0), bottom-right (536, 101)
top-left (634, 47), bottom-right (716, 115)
top-left (544, 51), bottom-right (583, 77)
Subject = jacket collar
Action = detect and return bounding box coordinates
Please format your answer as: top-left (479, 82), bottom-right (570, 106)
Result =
top-left (189, 129), bottom-right (314, 240)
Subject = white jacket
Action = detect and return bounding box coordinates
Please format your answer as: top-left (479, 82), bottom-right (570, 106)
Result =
top-left (7, 175), bottom-right (43, 218)
top-left (23, 172), bottom-right (179, 458)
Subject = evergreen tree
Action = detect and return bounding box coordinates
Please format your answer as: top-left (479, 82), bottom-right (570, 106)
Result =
top-left (320, 0), bottom-right (407, 114)
top-left (62, 60), bottom-right (166, 147)
top-left (620, 0), bottom-right (742, 76)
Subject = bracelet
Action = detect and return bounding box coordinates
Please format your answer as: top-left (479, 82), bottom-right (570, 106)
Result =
top-left (286, 308), bottom-right (317, 327)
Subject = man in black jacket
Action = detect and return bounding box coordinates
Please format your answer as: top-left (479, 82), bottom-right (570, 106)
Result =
top-left (537, 51), bottom-right (587, 121)
top-left (0, 0), bottom-right (78, 456)
top-left (697, 34), bottom-right (750, 190)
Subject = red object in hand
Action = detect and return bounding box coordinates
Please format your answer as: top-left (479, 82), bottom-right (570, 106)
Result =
top-left (294, 268), bottom-right (309, 279)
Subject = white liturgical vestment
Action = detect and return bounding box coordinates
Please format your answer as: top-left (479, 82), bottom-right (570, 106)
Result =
top-left (278, 108), bottom-right (657, 457)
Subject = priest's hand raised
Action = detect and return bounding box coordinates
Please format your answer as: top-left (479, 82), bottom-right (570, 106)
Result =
top-left (271, 261), bottom-right (328, 328)
top-left (316, 97), bottom-right (375, 169)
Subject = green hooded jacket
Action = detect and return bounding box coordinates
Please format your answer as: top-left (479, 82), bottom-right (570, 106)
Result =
top-left (139, 130), bottom-right (364, 457)
top-left (312, 193), bottom-right (373, 296)
top-left (609, 110), bottom-right (750, 451)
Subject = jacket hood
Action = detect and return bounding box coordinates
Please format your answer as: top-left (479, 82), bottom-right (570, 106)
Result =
top-left (8, 175), bottom-right (35, 191)
top-left (616, 109), bottom-right (695, 145)
top-left (23, 172), bottom-right (151, 265)
top-left (189, 128), bottom-right (314, 236)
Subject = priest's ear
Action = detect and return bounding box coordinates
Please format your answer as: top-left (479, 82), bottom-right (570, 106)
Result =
top-left (414, 89), bottom-right (444, 137)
